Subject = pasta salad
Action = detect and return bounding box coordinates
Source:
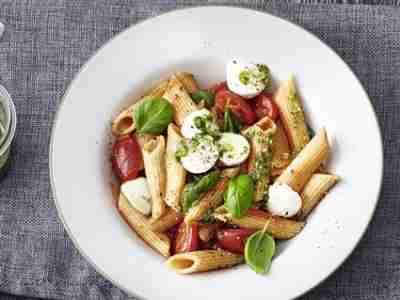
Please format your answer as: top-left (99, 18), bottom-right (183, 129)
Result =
top-left (110, 59), bottom-right (339, 275)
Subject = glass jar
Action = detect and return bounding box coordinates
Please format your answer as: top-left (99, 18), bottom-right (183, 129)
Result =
top-left (0, 85), bottom-right (16, 178)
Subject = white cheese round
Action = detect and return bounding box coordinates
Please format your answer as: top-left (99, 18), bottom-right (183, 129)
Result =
top-left (180, 137), bottom-right (219, 174)
top-left (226, 59), bottom-right (267, 99)
top-left (181, 109), bottom-right (211, 139)
top-left (121, 177), bottom-right (152, 215)
top-left (267, 183), bottom-right (302, 218)
top-left (218, 133), bottom-right (250, 166)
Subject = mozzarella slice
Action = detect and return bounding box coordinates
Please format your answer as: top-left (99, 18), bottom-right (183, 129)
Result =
top-left (267, 183), bottom-right (302, 218)
top-left (226, 59), bottom-right (268, 99)
top-left (218, 133), bottom-right (250, 166)
top-left (181, 109), bottom-right (212, 139)
top-left (180, 137), bottom-right (219, 174)
top-left (121, 177), bottom-right (152, 215)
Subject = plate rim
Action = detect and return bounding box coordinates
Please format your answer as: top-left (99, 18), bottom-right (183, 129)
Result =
top-left (49, 5), bottom-right (384, 299)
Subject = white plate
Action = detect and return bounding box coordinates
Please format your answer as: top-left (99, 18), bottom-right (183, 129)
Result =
top-left (50, 6), bottom-right (383, 300)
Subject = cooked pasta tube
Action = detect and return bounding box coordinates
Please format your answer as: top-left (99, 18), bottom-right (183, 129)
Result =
top-left (143, 136), bottom-right (166, 220)
top-left (297, 173), bottom-right (340, 220)
top-left (243, 117), bottom-right (276, 201)
top-left (118, 194), bottom-right (171, 257)
top-left (214, 209), bottom-right (304, 240)
top-left (175, 72), bottom-right (199, 94)
top-left (271, 120), bottom-right (291, 173)
top-left (150, 208), bottom-right (182, 233)
top-left (166, 250), bottom-right (243, 274)
top-left (162, 75), bottom-right (198, 127)
top-left (275, 127), bottom-right (330, 192)
top-left (184, 167), bottom-right (240, 224)
top-left (165, 124), bottom-right (186, 211)
top-left (111, 79), bottom-right (169, 136)
top-left (274, 75), bottom-right (310, 155)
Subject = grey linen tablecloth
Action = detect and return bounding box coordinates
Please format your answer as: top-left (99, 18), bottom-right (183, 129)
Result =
top-left (0, 1), bottom-right (399, 299)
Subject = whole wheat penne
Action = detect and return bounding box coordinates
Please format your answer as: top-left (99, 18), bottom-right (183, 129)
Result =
top-left (275, 127), bottom-right (329, 192)
top-left (150, 208), bottom-right (183, 233)
top-left (243, 117), bottom-right (276, 201)
top-left (162, 75), bottom-right (198, 126)
top-left (297, 173), bottom-right (340, 220)
top-left (118, 194), bottom-right (171, 257)
top-left (111, 79), bottom-right (169, 136)
top-left (184, 167), bottom-right (240, 223)
top-left (271, 120), bottom-right (291, 173)
top-left (175, 72), bottom-right (199, 94)
top-left (275, 75), bottom-right (310, 155)
top-left (165, 124), bottom-right (186, 211)
top-left (166, 250), bottom-right (243, 274)
top-left (143, 136), bottom-right (166, 220)
top-left (214, 209), bottom-right (304, 240)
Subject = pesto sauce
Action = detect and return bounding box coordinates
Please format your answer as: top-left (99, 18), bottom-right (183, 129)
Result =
top-left (288, 87), bottom-right (304, 129)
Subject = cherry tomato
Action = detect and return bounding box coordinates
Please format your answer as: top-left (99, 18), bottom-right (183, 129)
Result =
top-left (216, 228), bottom-right (256, 254)
top-left (215, 89), bottom-right (256, 125)
top-left (247, 207), bottom-right (270, 218)
top-left (111, 136), bottom-right (143, 182)
top-left (253, 92), bottom-right (279, 121)
top-left (209, 81), bottom-right (228, 95)
top-left (174, 222), bottom-right (199, 254)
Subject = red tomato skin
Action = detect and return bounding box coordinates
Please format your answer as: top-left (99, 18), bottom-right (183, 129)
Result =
top-left (111, 136), bottom-right (143, 182)
top-left (209, 81), bottom-right (227, 95)
top-left (174, 222), bottom-right (199, 254)
top-left (214, 89), bottom-right (256, 125)
top-left (216, 228), bottom-right (256, 254)
top-left (253, 92), bottom-right (279, 121)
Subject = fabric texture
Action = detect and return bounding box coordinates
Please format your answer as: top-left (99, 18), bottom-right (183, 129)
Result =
top-left (0, 0), bottom-right (399, 299)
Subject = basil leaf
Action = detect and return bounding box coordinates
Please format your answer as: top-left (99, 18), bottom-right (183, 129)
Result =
top-left (244, 230), bottom-right (275, 274)
top-left (191, 90), bottom-right (214, 107)
top-left (182, 171), bottom-right (221, 212)
top-left (224, 174), bottom-right (254, 218)
top-left (223, 109), bottom-right (242, 133)
top-left (134, 97), bottom-right (173, 134)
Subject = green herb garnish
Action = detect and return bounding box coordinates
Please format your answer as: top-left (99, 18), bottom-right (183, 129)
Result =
top-left (223, 109), bottom-right (242, 133)
top-left (134, 97), bottom-right (173, 134)
top-left (224, 174), bottom-right (254, 218)
top-left (191, 90), bottom-right (215, 107)
top-left (244, 220), bottom-right (275, 274)
top-left (182, 171), bottom-right (221, 212)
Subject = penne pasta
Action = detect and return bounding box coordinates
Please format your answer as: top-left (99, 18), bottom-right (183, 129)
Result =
top-left (118, 194), bottom-right (171, 257)
top-left (175, 72), bottom-right (199, 94)
top-left (112, 79), bottom-right (170, 136)
top-left (165, 124), bottom-right (186, 211)
top-left (243, 117), bottom-right (276, 201)
top-left (166, 250), bottom-right (243, 274)
top-left (274, 75), bottom-right (310, 155)
top-left (271, 120), bottom-right (291, 174)
top-left (184, 167), bottom-right (240, 223)
top-left (162, 75), bottom-right (198, 127)
top-left (214, 209), bottom-right (304, 240)
top-left (150, 208), bottom-right (183, 233)
top-left (297, 173), bottom-right (340, 220)
top-left (143, 136), bottom-right (167, 220)
top-left (275, 127), bottom-right (330, 192)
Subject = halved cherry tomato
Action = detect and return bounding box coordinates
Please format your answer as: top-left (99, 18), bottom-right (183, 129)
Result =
top-left (111, 135), bottom-right (143, 182)
top-left (209, 81), bottom-right (227, 95)
top-left (253, 92), bottom-right (279, 121)
top-left (174, 222), bottom-right (199, 254)
top-left (215, 89), bottom-right (256, 125)
top-left (216, 228), bottom-right (256, 254)
top-left (247, 207), bottom-right (270, 218)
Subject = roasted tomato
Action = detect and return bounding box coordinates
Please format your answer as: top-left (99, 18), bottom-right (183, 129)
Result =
top-left (111, 135), bottom-right (143, 182)
top-left (174, 222), bottom-right (199, 254)
top-left (253, 92), bottom-right (279, 121)
top-left (216, 228), bottom-right (256, 254)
